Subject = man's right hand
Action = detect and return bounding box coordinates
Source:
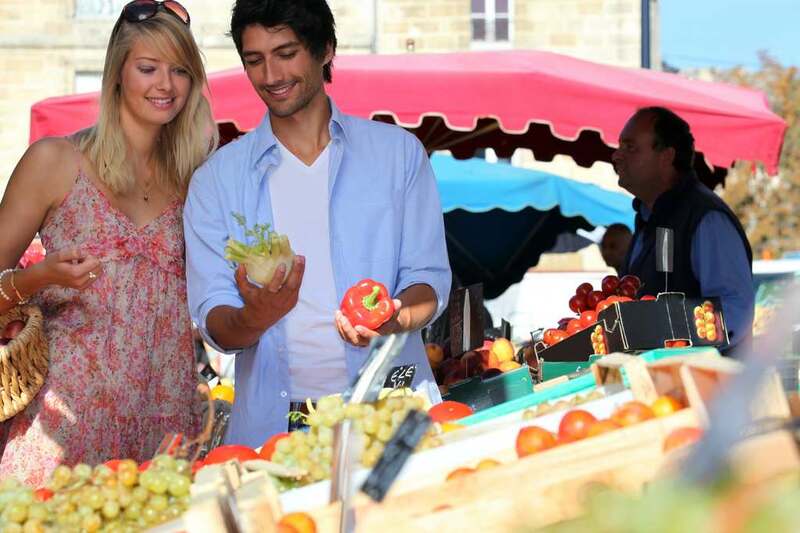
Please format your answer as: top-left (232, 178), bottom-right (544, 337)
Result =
top-left (234, 255), bottom-right (306, 333)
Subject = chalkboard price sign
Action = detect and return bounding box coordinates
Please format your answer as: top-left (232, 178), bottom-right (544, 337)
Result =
top-left (383, 364), bottom-right (416, 389)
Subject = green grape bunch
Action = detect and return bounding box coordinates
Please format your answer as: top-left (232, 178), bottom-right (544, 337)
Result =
top-left (0, 454), bottom-right (192, 533)
top-left (271, 393), bottom-right (443, 488)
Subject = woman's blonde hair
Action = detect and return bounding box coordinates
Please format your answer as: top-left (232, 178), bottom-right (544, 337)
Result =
top-left (78, 10), bottom-right (218, 197)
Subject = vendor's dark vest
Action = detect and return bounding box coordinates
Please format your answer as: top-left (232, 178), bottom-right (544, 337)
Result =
top-left (620, 174), bottom-right (753, 297)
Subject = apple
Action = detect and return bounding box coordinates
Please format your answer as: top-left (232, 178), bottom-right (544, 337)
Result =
top-left (425, 343), bottom-right (445, 369)
top-left (586, 291), bottom-right (605, 310)
top-left (601, 275), bottom-right (620, 296)
top-left (442, 365), bottom-right (468, 386)
top-left (461, 351), bottom-right (483, 377)
top-left (619, 275), bottom-right (641, 290)
top-left (575, 282), bottom-right (594, 297)
top-left (617, 282), bottom-right (638, 299)
top-left (479, 349), bottom-right (500, 370)
top-left (490, 338), bottom-right (515, 363)
top-left (568, 294), bottom-right (586, 314)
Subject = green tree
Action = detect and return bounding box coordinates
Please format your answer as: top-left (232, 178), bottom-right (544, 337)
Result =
top-left (711, 53), bottom-right (800, 258)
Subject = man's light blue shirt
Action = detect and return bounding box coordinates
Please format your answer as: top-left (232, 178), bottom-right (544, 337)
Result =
top-left (183, 99), bottom-right (451, 447)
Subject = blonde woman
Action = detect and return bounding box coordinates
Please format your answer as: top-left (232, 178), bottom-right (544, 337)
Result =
top-left (0, 0), bottom-right (218, 486)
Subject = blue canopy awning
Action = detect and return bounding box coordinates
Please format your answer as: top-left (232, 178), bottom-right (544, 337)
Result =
top-left (431, 153), bottom-right (634, 227)
top-left (429, 154), bottom-right (635, 299)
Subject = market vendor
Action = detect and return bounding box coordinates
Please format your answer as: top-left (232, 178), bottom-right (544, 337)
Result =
top-left (183, 0), bottom-right (451, 446)
top-left (613, 107), bottom-right (754, 352)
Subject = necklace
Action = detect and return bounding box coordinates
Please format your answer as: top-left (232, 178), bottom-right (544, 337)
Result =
top-left (139, 178), bottom-right (154, 203)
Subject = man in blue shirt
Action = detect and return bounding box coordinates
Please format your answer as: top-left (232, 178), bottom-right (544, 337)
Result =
top-left (612, 107), bottom-right (754, 352)
top-left (183, 0), bottom-right (451, 446)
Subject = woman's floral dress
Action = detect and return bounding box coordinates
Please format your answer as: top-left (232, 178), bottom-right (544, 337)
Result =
top-left (0, 162), bottom-right (201, 487)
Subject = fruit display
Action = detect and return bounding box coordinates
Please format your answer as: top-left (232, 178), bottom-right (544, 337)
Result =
top-left (692, 300), bottom-right (719, 342)
top-left (0, 455), bottom-right (191, 532)
top-left (430, 337), bottom-right (523, 390)
top-left (514, 395), bottom-right (690, 459)
top-left (269, 392), bottom-right (442, 489)
top-left (521, 390), bottom-right (606, 419)
top-left (538, 275), bottom-right (643, 351)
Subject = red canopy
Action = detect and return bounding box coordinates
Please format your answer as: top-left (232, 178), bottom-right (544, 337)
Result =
top-left (30, 50), bottom-right (786, 182)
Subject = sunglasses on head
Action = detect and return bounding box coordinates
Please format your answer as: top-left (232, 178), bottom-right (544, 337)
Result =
top-left (121, 0), bottom-right (190, 25)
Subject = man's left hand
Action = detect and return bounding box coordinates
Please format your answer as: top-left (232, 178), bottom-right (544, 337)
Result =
top-left (335, 299), bottom-right (404, 347)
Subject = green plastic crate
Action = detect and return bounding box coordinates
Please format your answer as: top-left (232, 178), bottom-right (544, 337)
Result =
top-left (442, 365), bottom-right (533, 412)
top-left (458, 346), bottom-right (720, 426)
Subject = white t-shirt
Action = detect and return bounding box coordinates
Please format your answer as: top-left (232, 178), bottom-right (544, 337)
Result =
top-left (268, 139), bottom-right (349, 400)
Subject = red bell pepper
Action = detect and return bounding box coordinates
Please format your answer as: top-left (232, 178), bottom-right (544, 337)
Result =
top-left (340, 279), bottom-right (396, 331)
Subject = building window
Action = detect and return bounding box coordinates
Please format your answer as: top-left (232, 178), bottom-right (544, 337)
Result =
top-left (75, 0), bottom-right (128, 19)
top-left (74, 71), bottom-right (103, 94)
top-left (471, 0), bottom-right (511, 43)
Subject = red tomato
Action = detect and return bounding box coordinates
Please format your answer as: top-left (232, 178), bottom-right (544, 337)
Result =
top-left (34, 488), bottom-right (53, 502)
top-left (616, 296), bottom-right (633, 303)
top-left (259, 432), bottom-right (290, 461)
top-left (204, 444), bottom-right (259, 465)
top-left (558, 410), bottom-right (598, 441)
top-left (601, 275), bottom-right (619, 296)
top-left (546, 329), bottom-right (569, 346)
top-left (585, 291), bottom-right (605, 310)
top-left (557, 317), bottom-right (573, 330)
top-left (543, 328), bottom-right (561, 346)
top-left (575, 282), bottom-right (594, 297)
top-left (138, 460), bottom-right (152, 472)
top-left (429, 401), bottom-right (474, 423)
top-left (640, 294), bottom-right (657, 301)
top-left (595, 299), bottom-right (613, 313)
top-left (619, 275), bottom-right (641, 290)
top-left (579, 310), bottom-right (598, 328)
top-left (104, 459), bottom-right (122, 472)
top-left (611, 401), bottom-right (655, 427)
top-left (663, 427), bottom-right (703, 452)
top-left (568, 294), bottom-right (586, 313)
top-left (515, 426), bottom-right (556, 458)
top-left (565, 319), bottom-right (583, 336)
top-left (586, 419), bottom-right (621, 438)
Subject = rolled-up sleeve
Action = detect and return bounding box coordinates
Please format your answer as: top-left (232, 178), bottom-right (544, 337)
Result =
top-left (395, 134), bottom-right (452, 322)
top-left (691, 211), bottom-right (754, 346)
top-left (183, 163), bottom-right (244, 353)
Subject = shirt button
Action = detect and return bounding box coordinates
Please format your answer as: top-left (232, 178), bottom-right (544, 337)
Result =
top-left (280, 391), bottom-right (288, 398)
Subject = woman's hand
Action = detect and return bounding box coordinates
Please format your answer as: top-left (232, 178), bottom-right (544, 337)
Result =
top-left (30, 247), bottom-right (103, 291)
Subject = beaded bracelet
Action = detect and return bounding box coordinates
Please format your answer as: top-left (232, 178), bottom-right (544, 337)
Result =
top-left (9, 270), bottom-right (28, 305)
top-left (0, 269), bottom-right (13, 303)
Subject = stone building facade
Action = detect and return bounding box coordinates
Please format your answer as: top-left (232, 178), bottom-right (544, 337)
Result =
top-left (0, 0), bottom-right (658, 192)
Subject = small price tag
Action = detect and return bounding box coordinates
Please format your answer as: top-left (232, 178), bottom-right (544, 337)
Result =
top-left (383, 364), bottom-right (416, 389)
top-left (361, 410), bottom-right (432, 502)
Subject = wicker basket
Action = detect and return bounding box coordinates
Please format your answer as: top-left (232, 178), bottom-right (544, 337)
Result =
top-left (0, 305), bottom-right (49, 421)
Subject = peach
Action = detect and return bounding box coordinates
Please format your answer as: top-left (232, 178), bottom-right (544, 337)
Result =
top-left (490, 338), bottom-right (515, 363)
top-left (479, 349), bottom-right (500, 370)
top-left (425, 343), bottom-right (445, 368)
top-left (499, 360), bottom-right (522, 372)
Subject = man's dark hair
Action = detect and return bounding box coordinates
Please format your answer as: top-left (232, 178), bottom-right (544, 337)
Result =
top-left (229, 0), bottom-right (337, 83)
top-left (635, 106), bottom-right (696, 173)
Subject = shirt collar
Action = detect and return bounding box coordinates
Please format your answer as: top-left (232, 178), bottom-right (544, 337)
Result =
top-left (249, 96), bottom-right (349, 178)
